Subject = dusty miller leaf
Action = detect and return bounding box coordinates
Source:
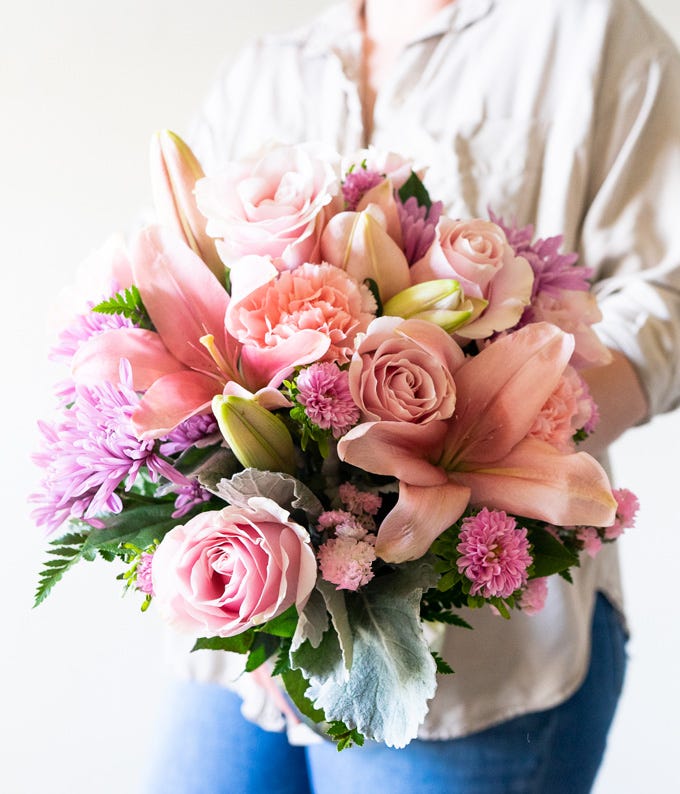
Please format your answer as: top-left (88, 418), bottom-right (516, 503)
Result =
top-left (291, 559), bottom-right (439, 748)
top-left (214, 469), bottom-right (324, 521)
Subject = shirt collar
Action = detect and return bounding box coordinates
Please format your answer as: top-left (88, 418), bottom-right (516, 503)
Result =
top-left (299, 1), bottom-right (496, 58)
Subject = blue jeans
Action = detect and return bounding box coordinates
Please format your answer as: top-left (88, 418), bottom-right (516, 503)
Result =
top-left (143, 593), bottom-right (627, 794)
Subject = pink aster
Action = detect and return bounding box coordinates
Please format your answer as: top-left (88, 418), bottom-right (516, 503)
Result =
top-left (577, 526), bottom-right (602, 558)
top-left (296, 362), bottom-right (360, 437)
top-left (519, 577), bottom-right (548, 615)
top-left (456, 509), bottom-right (532, 599)
top-left (397, 196), bottom-right (444, 264)
top-left (136, 552), bottom-right (155, 595)
top-left (605, 488), bottom-right (640, 540)
top-left (318, 536), bottom-right (376, 591)
top-left (342, 167), bottom-right (384, 210)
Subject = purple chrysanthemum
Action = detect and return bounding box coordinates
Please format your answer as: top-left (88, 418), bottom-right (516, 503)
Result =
top-left (397, 196), bottom-right (444, 264)
top-left (342, 167), bottom-right (384, 210)
top-left (457, 508), bottom-right (532, 598)
top-left (159, 413), bottom-right (220, 456)
top-left (296, 362), bottom-right (360, 437)
top-left (30, 360), bottom-right (179, 536)
top-left (490, 211), bottom-right (591, 300)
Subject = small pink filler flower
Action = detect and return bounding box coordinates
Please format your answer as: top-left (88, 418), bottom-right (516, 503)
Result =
top-left (457, 509), bottom-right (532, 598)
top-left (605, 488), bottom-right (640, 540)
top-left (297, 362), bottom-right (360, 437)
top-left (318, 536), bottom-right (376, 591)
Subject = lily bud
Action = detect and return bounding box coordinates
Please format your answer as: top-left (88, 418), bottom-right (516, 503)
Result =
top-left (212, 394), bottom-right (297, 474)
top-left (150, 129), bottom-right (225, 283)
top-left (383, 279), bottom-right (485, 333)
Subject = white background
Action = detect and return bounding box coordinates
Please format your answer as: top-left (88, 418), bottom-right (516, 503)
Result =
top-left (2, 1), bottom-right (679, 792)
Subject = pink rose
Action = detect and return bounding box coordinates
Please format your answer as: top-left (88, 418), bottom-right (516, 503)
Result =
top-left (410, 217), bottom-right (534, 339)
top-left (348, 316), bottom-right (465, 423)
top-left (151, 498), bottom-right (317, 637)
top-left (196, 143), bottom-right (340, 270)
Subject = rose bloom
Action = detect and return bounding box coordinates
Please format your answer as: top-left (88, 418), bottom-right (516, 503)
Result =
top-left (151, 497), bottom-right (317, 637)
top-left (227, 261), bottom-right (376, 365)
top-left (195, 142), bottom-right (340, 270)
top-left (410, 217), bottom-right (534, 340)
top-left (349, 316), bottom-right (465, 423)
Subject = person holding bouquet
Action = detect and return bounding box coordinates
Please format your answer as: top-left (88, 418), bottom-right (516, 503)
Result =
top-left (133, 0), bottom-right (679, 791)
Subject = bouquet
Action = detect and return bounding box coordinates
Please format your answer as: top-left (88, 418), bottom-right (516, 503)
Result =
top-left (32, 133), bottom-right (638, 749)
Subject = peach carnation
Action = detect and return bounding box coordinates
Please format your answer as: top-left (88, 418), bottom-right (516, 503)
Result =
top-left (227, 262), bottom-right (376, 365)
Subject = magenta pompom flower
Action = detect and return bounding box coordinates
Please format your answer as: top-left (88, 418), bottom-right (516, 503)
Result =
top-left (456, 509), bottom-right (532, 598)
top-left (296, 362), bottom-right (360, 437)
top-left (342, 167), bottom-right (384, 210)
top-left (136, 552), bottom-right (155, 596)
top-left (397, 196), bottom-right (443, 264)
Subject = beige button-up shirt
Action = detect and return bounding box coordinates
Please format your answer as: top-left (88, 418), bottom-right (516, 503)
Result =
top-left (182, 0), bottom-right (680, 739)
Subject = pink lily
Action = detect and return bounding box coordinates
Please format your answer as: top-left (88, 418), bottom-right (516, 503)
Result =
top-left (71, 226), bottom-right (324, 439)
top-left (337, 323), bottom-right (617, 563)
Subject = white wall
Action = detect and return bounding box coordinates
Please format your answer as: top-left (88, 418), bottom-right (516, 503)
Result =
top-left (3, 2), bottom-right (678, 792)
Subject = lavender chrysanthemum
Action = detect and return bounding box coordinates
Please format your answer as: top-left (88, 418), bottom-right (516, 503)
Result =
top-left (342, 167), bottom-right (384, 210)
top-left (490, 211), bottom-right (591, 300)
top-left (397, 196), bottom-right (443, 264)
top-left (30, 361), bottom-right (179, 536)
top-left (297, 362), bottom-right (360, 437)
top-left (457, 508), bottom-right (532, 599)
top-left (159, 413), bottom-right (220, 456)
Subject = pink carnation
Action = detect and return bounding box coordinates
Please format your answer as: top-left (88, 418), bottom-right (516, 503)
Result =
top-left (457, 509), bottom-right (532, 598)
top-left (297, 363), bottom-right (360, 437)
top-left (338, 482), bottom-right (382, 516)
top-left (528, 366), bottom-right (598, 452)
top-left (519, 577), bottom-right (548, 615)
top-left (227, 262), bottom-right (376, 365)
top-left (605, 488), bottom-right (639, 540)
top-left (318, 536), bottom-right (376, 591)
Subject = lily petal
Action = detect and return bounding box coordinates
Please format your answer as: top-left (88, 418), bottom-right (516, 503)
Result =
top-left (453, 438), bottom-right (617, 527)
top-left (442, 323), bottom-right (574, 467)
top-left (239, 329), bottom-right (331, 390)
top-left (132, 370), bottom-right (221, 439)
top-left (71, 327), bottom-right (185, 391)
top-left (375, 481), bottom-right (471, 563)
top-left (337, 421), bottom-right (448, 486)
top-left (131, 225), bottom-right (235, 377)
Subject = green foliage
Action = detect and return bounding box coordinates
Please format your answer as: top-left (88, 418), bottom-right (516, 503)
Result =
top-left (280, 667), bottom-right (326, 724)
top-left (326, 721), bottom-right (365, 751)
top-left (431, 651), bottom-right (454, 675)
top-left (92, 285), bottom-right (153, 330)
top-left (244, 632), bottom-right (281, 673)
top-left (192, 631), bottom-right (255, 654)
top-left (34, 530), bottom-right (93, 607)
top-left (398, 171), bottom-right (433, 210)
top-left (261, 605), bottom-right (299, 638)
top-left (527, 525), bottom-right (579, 578)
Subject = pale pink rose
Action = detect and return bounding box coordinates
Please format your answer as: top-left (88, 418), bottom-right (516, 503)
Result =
top-left (151, 498), bottom-right (317, 637)
top-left (195, 143), bottom-right (340, 270)
top-left (410, 217), bottom-right (534, 339)
top-left (349, 316), bottom-right (465, 423)
top-left (227, 261), bottom-right (376, 366)
top-left (528, 366), bottom-right (596, 453)
top-left (531, 290), bottom-right (612, 369)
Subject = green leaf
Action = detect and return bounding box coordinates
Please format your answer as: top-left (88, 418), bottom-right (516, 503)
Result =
top-left (92, 285), bottom-right (153, 330)
top-left (426, 611), bottom-right (473, 630)
top-left (398, 171), bottom-right (432, 210)
top-left (245, 633), bottom-right (280, 672)
top-left (191, 631), bottom-right (255, 654)
top-left (432, 651), bottom-right (454, 675)
top-left (260, 605), bottom-right (299, 638)
top-left (271, 639), bottom-right (293, 677)
top-left (83, 501), bottom-right (186, 555)
top-left (326, 721), bottom-right (365, 751)
top-left (291, 559), bottom-right (439, 748)
top-left (280, 668), bottom-right (326, 724)
top-left (528, 526), bottom-right (579, 578)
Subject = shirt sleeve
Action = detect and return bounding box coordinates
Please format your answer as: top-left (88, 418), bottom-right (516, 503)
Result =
top-left (581, 33), bottom-right (680, 419)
